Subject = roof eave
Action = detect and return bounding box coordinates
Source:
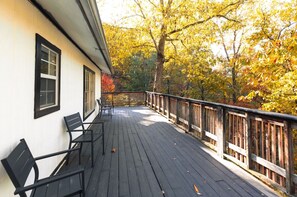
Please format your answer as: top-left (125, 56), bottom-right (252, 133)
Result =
top-left (29, 0), bottom-right (113, 75)
top-left (76, 0), bottom-right (113, 74)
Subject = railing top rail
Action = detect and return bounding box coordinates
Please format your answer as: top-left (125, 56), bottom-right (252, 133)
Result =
top-left (146, 91), bottom-right (297, 123)
top-left (102, 91), bottom-right (145, 94)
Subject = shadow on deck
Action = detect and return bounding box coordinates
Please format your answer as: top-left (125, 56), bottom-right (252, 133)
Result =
top-left (64, 107), bottom-right (278, 197)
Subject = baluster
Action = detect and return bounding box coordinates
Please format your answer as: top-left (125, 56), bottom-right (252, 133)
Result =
top-left (246, 113), bottom-right (252, 169)
top-left (200, 104), bottom-right (206, 140)
top-left (167, 96), bottom-right (170, 119)
top-left (284, 121), bottom-right (295, 194)
top-left (175, 98), bottom-right (179, 124)
top-left (188, 101), bottom-right (192, 132)
top-left (216, 107), bottom-right (225, 158)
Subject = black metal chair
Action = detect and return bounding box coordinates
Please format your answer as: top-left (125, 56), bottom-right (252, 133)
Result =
top-left (1, 139), bottom-right (85, 197)
top-left (97, 98), bottom-right (112, 118)
top-left (64, 112), bottom-right (104, 167)
top-left (101, 97), bottom-right (114, 113)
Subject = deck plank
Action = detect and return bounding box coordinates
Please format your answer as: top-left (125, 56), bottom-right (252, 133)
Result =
top-left (64, 107), bottom-right (278, 197)
top-left (154, 121), bottom-right (261, 196)
top-left (141, 127), bottom-right (195, 197)
top-left (118, 117), bottom-right (130, 197)
top-left (96, 119), bottom-right (115, 197)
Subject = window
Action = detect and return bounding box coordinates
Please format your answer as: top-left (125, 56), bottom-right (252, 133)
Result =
top-left (34, 34), bottom-right (61, 119)
top-left (83, 66), bottom-right (95, 119)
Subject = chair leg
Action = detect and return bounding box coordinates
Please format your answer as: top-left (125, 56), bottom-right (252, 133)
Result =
top-left (66, 142), bottom-right (72, 165)
top-left (91, 142), bottom-right (94, 167)
top-left (79, 143), bottom-right (83, 165)
top-left (81, 171), bottom-right (85, 197)
top-left (102, 124), bottom-right (105, 155)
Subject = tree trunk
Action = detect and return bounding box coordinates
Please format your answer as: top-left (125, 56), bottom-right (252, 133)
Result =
top-left (153, 35), bottom-right (166, 92)
top-left (153, 54), bottom-right (165, 92)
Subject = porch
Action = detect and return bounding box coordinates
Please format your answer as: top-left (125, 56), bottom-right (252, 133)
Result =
top-left (65, 106), bottom-right (277, 197)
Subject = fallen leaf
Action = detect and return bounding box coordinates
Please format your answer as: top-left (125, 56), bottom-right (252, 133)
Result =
top-left (111, 148), bottom-right (116, 153)
top-left (193, 184), bottom-right (201, 195)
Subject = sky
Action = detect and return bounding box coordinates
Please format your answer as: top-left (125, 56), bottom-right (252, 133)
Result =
top-left (97, 0), bottom-right (132, 24)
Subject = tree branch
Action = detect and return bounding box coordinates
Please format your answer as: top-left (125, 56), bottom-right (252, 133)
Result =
top-left (133, 0), bottom-right (159, 52)
top-left (165, 0), bottom-right (173, 16)
top-left (218, 0), bottom-right (242, 13)
top-left (166, 1), bottom-right (242, 36)
top-left (167, 17), bottom-right (213, 35)
top-left (134, 0), bottom-right (147, 19)
top-left (260, 11), bottom-right (274, 41)
top-left (167, 14), bottom-right (239, 36)
top-left (278, 21), bottom-right (297, 39)
top-left (147, 0), bottom-right (157, 8)
top-left (232, 30), bottom-right (237, 55)
top-left (165, 38), bottom-right (179, 41)
top-left (149, 29), bottom-right (159, 51)
top-left (215, 14), bottom-right (240, 23)
top-left (235, 29), bottom-right (245, 55)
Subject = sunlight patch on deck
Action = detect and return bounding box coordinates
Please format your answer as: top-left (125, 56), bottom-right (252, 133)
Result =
top-left (133, 109), bottom-right (169, 127)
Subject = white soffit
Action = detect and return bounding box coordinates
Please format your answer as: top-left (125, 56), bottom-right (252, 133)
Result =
top-left (33, 0), bottom-right (112, 74)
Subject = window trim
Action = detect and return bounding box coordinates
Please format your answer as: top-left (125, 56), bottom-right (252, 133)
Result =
top-left (83, 66), bottom-right (95, 120)
top-left (34, 34), bottom-right (61, 119)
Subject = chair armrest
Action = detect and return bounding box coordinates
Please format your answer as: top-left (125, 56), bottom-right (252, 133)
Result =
top-left (67, 129), bottom-right (93, 132)
top-left (83, 121), bottom-right (104, 125)
top-left (14, 167), bottom-right (84, 195)
top-left (35, 147), bottom-right (80, 161)
top-left (83, 122), bottom-right (104, 133)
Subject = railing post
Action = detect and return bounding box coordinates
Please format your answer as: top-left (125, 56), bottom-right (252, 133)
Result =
top-left (167, 96), bottom-right (170, 119)
top-left (284, 121), bottom-right (295, 195)
top-left (128, 93), bottom-right (131, 107)
top-left (200, 104), bottom-right (206, 140)
top-left (163, 95), bottom-right (166, 115)
top-left (144, 92), bottom-right (147, 106)
top-left (154, 94), bottom-right (157, 111)
top-left (175, 98), bottom-right (179, 124)
top-left (216, 107), bottom-right (225, 158)
top-left (151, 93), bottom-right (155, 109)
top-left (159, 95), bottom-right (162, 113)
top-left (246, 113), bottom-right (252, 169)
top-left (188, 101), bottom-right (192, 132)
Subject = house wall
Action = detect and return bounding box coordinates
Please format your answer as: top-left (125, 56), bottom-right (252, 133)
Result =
top-left (0, 0), bottom-right (102, 195)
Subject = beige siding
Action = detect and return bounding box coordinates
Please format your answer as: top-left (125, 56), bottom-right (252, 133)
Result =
top-left (0, 0), bottom-right (102, 195)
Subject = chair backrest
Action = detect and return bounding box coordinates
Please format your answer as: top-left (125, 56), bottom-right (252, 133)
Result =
top-left (96, 98), bottom-right (102, 106)
top-left (64, 112), bottom-right (84, 131)
top-left (1, 139), bottom-right (39, 195)
top-left (101, 97), bottom-right (107, 105)
top-left (96, 99), bottom-right (103, 116)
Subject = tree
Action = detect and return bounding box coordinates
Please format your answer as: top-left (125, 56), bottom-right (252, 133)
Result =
top-left (122, 52), bottom-right (156, 91)
top-left (242, 0), bottom-right (297, 114)
top-left (103, 24), bottom-right (154, 91)
top-left (101, 74), bottom-right (115, 92)
top-left (130, 0), bottom-right (244, 92)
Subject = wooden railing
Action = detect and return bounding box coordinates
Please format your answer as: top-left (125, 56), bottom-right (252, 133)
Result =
top-left (102, 91), bottom-right (146, 107)
top-left (146, 91), bottom-right (297, 195)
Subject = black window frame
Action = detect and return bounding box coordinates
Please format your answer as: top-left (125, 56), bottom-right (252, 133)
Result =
top-left (83, 66), bottom-right (96, 120)
top-left (34, 34), bottom-right (61, 119)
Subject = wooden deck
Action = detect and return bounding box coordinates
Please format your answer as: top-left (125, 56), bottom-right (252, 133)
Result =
top-left (65, 107), bottom-right (279, 197)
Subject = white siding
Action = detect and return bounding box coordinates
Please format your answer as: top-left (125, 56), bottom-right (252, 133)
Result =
top-left (0, 0), bottom-right (102, 195)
